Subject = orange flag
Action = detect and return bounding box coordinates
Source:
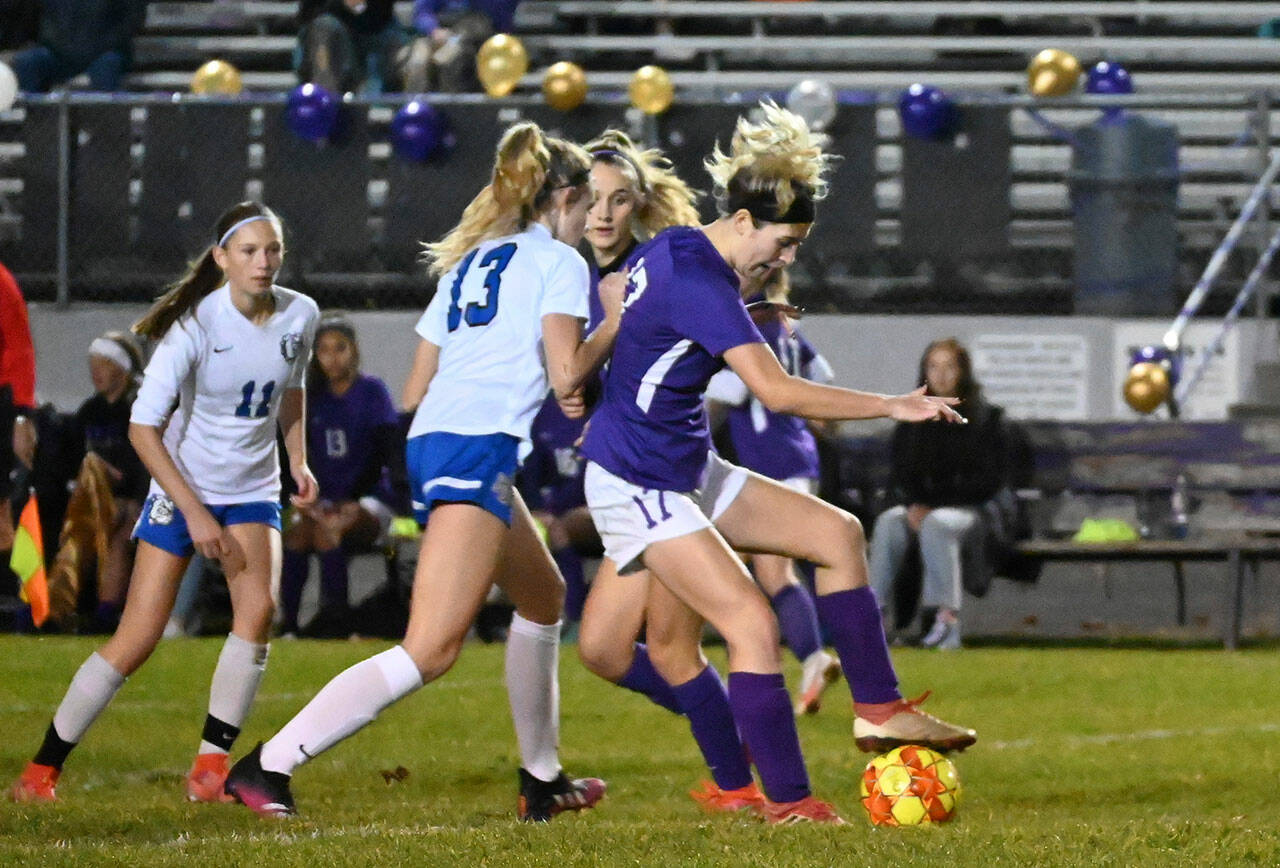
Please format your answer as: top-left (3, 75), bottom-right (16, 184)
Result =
top-left (10, 491), bottom-right (47, 627)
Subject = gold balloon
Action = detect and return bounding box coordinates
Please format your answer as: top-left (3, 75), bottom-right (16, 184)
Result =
top-left (1027, 48), bottom-right (1081, 97)
top-left (476, 34), bottom-right (528, 97)
top-left (1123, 362), bottom-right (1170, 414)
top-left (542, 61), bottom-right (587, 112)
top-left (629, 65), bottom-right (674, 115)
top-left (190, 59), bottom-right (242, 96)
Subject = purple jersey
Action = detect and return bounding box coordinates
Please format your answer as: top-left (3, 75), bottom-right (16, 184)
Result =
top-left (724, 312), bottom-right (831, 481)
top-left (517, 393), bottom-right (588, 515)
top-left (308, 373), bottom-right (399, 501)
top-left (581, 226), bottom-right (764, 492)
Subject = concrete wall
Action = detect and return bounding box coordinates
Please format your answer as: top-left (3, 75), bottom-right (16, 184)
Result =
top-left (26, 302), bottom-right (1278, 419)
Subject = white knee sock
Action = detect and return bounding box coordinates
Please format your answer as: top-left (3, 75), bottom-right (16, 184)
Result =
top-left (52, 652), bottom-right (126, 744)
top-left (199, 633), bottom-right (269, 755)
top-left (505, 613), bottom-right (561, 782)
top-left (259, 645), bottom-right (422, 776)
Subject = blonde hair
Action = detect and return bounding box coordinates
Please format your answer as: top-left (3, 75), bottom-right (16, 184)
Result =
top-left (705, 101), bottom-right (832, 219)
top-left (423, 121), bottom-right (591, 276)
top-left (586, 129), bottom-right (701, 240)
top-left (133, 201), bottom-right (283, 340)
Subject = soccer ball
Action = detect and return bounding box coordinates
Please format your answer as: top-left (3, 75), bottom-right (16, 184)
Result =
top-left (859, 744), bottom-right (961, 826)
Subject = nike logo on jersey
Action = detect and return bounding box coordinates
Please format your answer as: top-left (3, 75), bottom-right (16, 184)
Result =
top-left (213, 345), bottom-right (233, 353)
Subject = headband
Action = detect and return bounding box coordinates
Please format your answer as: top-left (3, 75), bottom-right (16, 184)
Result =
top-left (88, 337), bottom-right (135, 373)
top-left (591, 148), bottom-right (648, 195)
top-left (726, 176), bottom-right (816, 224)
top-left (218, 215), bottom-right (271, 247)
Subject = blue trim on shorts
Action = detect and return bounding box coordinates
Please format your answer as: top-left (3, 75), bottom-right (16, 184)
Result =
top-left (406, 431), bottom-right (519, 526)
top-left (133, 495), bottom-right (283, 557)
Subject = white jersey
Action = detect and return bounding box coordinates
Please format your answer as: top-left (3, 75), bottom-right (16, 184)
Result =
top-left (408, 223), bottom-right (589, 443)
top-left (131, 284), bottom-right (319, 504)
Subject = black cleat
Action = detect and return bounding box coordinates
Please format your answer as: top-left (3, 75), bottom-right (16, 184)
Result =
top-left (224, 743), bottom-right (297, 818)
top-left (517, 767), bottom-right (606, 822)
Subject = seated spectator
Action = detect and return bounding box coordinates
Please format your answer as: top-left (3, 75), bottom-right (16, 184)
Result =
top-left (403, 0), bottom-right (521, 93)
top-left (516, 392), bottom-right (598, 636)
top-left (46, 331), bottom-right (147, 632)
top-left (867, 337), bottom-right (1019, 651)
top-left (297, 0), bottom-right (410, 95)
top-left (280, 316), bottom-right (400, 637)
top-left (11, 0), bottom-right (145, 93)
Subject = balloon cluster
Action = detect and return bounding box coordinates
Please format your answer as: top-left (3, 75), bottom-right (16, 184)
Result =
top-left (285, 82), bottom-right (340, 142)
top-left (390, 98), bottom-right (452, 162)
top-left (1123, 346), bottom-right (1179, 414)
top-left (1027, 49), bottom-right (1080, 97)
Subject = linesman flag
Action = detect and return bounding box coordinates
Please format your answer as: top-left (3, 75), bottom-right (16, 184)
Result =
top-left (11, 490), bottom-right (47, 627)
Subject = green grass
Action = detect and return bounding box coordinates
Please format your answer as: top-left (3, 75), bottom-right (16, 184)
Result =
top-left (4, 636), bottom-right (1280, 867)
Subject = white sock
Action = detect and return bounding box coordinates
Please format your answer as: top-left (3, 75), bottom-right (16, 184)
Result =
top-left (505, 613), bottom-right (561, 782)
top-left (199, 633), bottom-right (269, 755)
top-left (52, 652), bottom-right (126, 743)
top-left (259, 645), bottom-right (422, 776)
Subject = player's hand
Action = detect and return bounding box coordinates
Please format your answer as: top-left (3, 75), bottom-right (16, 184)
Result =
top-left (558, 388), bottom-right (586, 419)
top-left (598, 270), bottom-right (627, 324)
top-left (217, 527), bottom-right (247, 577)
top-left (188, 507), bottom-right (226, 562)
top-left (887, 386), bottom-right (966, 423)
top-left (906, 503), bottom-right (932, 532)
top-left (290, 464), bottom-right (319, 508)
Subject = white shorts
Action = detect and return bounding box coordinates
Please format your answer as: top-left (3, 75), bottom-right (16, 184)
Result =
top-left (584, 452), bottom-right (750, 574)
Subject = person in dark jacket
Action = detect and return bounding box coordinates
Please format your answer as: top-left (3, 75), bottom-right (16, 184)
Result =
top-left (297, 0), bottom-right (409, 94)
top-left (867, 337), bottom-right (1011, 650)
top-left (11, 0), bottom-right (145, 93)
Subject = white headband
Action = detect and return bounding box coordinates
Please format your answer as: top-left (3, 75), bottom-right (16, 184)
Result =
top-left (88, 338), bottom-right (134, 373)
top-left (218, 215), bottom-right (271, 247)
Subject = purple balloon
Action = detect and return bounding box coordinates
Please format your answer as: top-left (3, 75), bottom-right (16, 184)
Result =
top-left (898, 83), bottom-right (957, 141)
top-left (390, 99), bottom-right (451, 162)
top-left (1085, 61), bottom-right (1133, 95)
top-left (285, 82), bottom-right (339, 142)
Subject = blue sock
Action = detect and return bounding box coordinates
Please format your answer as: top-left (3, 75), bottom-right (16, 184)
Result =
top-left (617, 643), bottom-right (681, 714)
top-left (673, 665), bottom-right (753, 792)
top-left (727, 671), bottom-right (810, 802)
top-left (771, 584), bottom-right (822, 662)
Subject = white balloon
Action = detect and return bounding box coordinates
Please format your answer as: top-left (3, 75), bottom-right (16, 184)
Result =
top-left (786, 78), bottom-right (836, 131)
top-left (0, 62), bottom-right (16, 112)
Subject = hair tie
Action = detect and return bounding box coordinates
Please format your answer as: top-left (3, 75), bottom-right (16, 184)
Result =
top-left (591, 148), bottom-right (648, 195)
top-left (88, 337), bottom-right (135, 373)
top-left (726, 176), bottom-right (816, 224)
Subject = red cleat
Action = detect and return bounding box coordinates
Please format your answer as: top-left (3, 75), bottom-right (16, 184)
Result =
top-left (689, 779), bottom-right (766, 815)
top-left (10, 762), bottom-right (59, 803)
top-left (764, 794), bottom-right (847, 825)
top-left (186, 753), bottom-right (235, 803)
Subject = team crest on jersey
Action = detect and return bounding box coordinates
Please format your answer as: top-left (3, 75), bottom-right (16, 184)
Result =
top-left (148, 494), bottom-right (175, 526)
top-left (280, 332), bottom-right (304, 363)
top-left (492, 472), bottom-right (514, 506)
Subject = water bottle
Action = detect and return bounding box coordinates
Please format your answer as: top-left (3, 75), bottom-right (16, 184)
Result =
top-left (1169, 473), bottom-right (1189, 539)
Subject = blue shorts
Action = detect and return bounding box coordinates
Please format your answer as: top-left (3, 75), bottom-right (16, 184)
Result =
top-left (406, 432), bottom-right (519, 525)
top-left (133, 494), bottom-right (283, 557)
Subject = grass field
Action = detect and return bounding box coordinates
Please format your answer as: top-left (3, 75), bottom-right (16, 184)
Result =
top-left (3, 636), bottom-right (1280, 867)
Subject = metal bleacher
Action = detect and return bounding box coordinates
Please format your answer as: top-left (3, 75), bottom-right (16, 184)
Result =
top-left (4, 1), bottom-right (1280, 309)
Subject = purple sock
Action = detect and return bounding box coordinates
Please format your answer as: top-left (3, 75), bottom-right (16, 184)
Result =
top-left (673, 666), bottom-right (753, 792)
top-left (816, 586), bottom-right (902, 704)
top-left (771, 584), bottom-right (822, 662)
top-left (727, 671), bottom-right (810, 803)
top-left (280, 550), bottom-right (308, 631)
top-left (318, 548), bottom-right (350, 611)
top-left (617, 643), bottom-right (681, 714)
top-left (553, 547), bottom-right (587, 622)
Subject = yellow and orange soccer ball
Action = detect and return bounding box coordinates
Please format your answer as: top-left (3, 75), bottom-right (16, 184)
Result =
top-left (860, 745), bottom-right (961, 826)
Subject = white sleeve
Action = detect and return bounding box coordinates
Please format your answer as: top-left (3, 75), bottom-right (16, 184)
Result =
top-left (415, 283), bottom-right (451, 346)
top-left (803, 353), bottom-right (835, 385)
top-left (131, 318), bottom-right (202, 426)
top-left (540, 248), bottom-right (589, 320)
top-left (705, 368), bottom-right (750, 406)
top-left (285, 303), bottom-right (320, 390)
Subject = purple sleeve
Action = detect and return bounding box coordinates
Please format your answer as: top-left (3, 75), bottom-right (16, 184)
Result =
top-left (672, 271), bottom-right (764, 357)
top-left (370, 376), bottom-right (398, 425)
